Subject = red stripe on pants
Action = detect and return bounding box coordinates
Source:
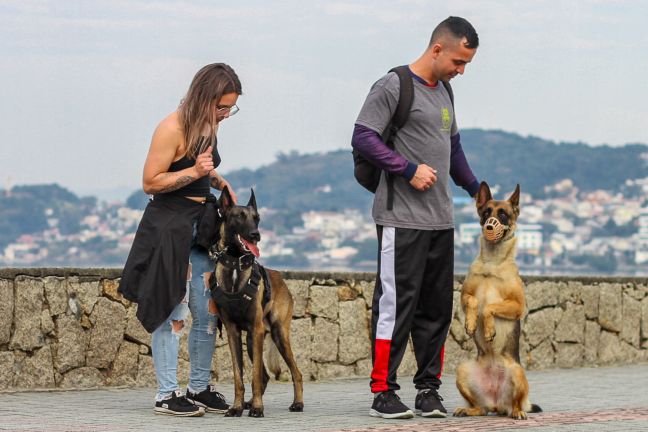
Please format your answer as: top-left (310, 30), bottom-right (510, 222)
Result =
top-left (436, 344), bottom-right (445, 379)
top-left (371, 339), bottom-right (392, 393)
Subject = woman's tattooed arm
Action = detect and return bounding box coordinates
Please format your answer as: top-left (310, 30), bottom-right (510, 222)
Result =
top-left (210, 170), bottom-right (236, 202)
top-left (210, 171), bottom-right (227, 190)
top-left (147, 173), bottom-right (195, 194)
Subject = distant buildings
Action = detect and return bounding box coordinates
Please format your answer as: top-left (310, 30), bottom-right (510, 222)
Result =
top-left (636, 207), bottom-right (648, 265)
top-left (1, 177), bottom-right (647, 276)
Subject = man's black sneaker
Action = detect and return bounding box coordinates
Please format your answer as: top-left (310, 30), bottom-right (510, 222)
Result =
top-left (369, 390), bottom-right (414, 419)
top-left (414, 388), bottom-right (447, 417)
top-left (154, 390), bottom-right (205, 417)
top-left (186, 385), bottom-right (229, 413)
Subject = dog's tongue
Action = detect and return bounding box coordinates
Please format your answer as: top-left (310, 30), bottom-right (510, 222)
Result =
top-left (241, 238), bottom-right (260, 257)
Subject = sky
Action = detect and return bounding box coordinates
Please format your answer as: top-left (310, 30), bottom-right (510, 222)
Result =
top-left (1, 0), bottom-right (647, 200)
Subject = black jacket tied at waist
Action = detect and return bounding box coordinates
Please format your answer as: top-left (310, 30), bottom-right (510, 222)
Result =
top-left (118, 193), bottom-right (221, 333)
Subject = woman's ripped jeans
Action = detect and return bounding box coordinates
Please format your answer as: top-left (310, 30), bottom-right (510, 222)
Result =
top-left (151, 245), bottom-right (218, 399)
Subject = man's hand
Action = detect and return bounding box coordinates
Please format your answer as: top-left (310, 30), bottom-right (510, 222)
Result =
top-left (409, 164), bottom-right (437, 191)
top-left (194, 146), bottom-right (214, 177)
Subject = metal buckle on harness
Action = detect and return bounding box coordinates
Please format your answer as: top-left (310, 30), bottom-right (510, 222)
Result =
top-left (238, 254), bottom-right (255, 271)
top-left (209, 245), bottom-right (226, 261)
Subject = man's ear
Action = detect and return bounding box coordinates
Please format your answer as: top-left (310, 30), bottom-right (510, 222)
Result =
top-left (508, 184), bottom-right (520, 214)
top-left (247, 188), bottom-right (257, 211)
top-left (476, 181), bottom-right (492, 210)
top-left (219, 186), bottom-right (234, 209)
top-left (429, 43), bottom-right (442, 58)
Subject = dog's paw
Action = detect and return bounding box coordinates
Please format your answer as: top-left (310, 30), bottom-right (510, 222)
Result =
top-left (248, 407), bottom-right (264, 418)
top-left (465, 322), bottom-right (476, 336)
top-left (289, 402), bottom-right (304, 412)
top-left (225, 407), bottom-right (243, 417)
top-left (454, 406), bottom-right (487, 417)
top-left (511, 410), bottom-right (527, 420)
top-left (484, 328), bottom-right (496, 342)
top-left (453, 407), bottom-right (468, 417)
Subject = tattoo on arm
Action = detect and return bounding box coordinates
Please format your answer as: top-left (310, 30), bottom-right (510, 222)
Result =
top-left (210, 175), bottom-right (226, 190)
top-left (149, 175), bottom-right (195, 194)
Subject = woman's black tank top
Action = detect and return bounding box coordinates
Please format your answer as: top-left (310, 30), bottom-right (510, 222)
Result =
top-left (165, 137), bottom-right (222, 197)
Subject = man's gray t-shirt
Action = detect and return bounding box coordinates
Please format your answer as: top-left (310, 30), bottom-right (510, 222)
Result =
top-left (356, 72), bottom-right (458, 230)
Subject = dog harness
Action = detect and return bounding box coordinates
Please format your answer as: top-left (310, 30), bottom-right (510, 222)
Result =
top-left (208, 250), bottom-right (272, 327)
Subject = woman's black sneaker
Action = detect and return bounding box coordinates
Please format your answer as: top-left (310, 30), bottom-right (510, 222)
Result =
top-left (186, 385), bottom-right (229, 413)
top-left (414, 388), bottom-right (447, 417)
top-left (369, 390), bottom-right (414, 419)
top-left (154, 390), bottom-right (205, 416)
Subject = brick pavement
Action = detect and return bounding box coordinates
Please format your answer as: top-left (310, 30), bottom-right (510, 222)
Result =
top-left (1, 364), bottom-right (647, 432)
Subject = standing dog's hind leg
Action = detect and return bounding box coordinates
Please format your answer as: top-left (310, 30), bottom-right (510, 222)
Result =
top-left (270, 322), bottom-right (304, 412)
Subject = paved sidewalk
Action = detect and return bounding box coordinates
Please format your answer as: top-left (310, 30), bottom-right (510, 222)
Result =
top-left (1, 364), bottom-right (648, 431)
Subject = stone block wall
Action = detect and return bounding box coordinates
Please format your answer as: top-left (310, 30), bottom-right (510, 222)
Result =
top-left (0, 268), bottom-right (647, 391)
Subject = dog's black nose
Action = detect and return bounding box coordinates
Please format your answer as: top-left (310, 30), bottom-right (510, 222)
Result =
top-left (486, 226), bottom-right (493, 230)
top-left (250, 231), bottom-right (261, 242)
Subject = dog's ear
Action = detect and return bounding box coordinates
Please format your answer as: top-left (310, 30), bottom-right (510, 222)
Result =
top-left (508, 184), bottom-right (521, 213)
top-left (247, 188), bottom-right (257, 211)
top-left (219, 186), bottom-right (234, 210)
top-left (476, 181), bottom-right (492, 210)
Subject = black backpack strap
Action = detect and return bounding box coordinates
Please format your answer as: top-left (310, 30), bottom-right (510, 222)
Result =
top-left (387, 66), bottom-right (415, 136)
top-left (442, 80), bottom-right (454, 107)
top-left (384, 65), bottom-right (414, 211)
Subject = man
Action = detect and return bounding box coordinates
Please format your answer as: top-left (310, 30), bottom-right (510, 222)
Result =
top-left (352, 16), bottom-right (480, 419)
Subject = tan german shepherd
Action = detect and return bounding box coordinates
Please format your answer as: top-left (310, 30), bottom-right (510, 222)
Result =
top-left (454, 182), bottom-right (541, 420)
top-left (210, 187), bottom-right (303, 418)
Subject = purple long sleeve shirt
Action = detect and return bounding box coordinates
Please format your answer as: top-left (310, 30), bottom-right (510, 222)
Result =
top-left (351, 124), bottom-right (479, 196)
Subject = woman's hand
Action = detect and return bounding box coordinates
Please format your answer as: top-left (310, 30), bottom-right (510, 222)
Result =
top-left (194, 146), bottom-right (214, 177)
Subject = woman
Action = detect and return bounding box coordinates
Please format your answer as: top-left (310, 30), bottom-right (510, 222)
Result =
top-left (119, 63), bottom-right (241, 417)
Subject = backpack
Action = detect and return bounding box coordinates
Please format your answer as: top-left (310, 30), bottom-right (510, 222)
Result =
top-left (352, 65), bottom-right (454, 210)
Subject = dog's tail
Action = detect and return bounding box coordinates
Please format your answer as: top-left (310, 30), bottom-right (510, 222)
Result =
top-left (266, 334), bottom-right (283, 380)
top-left (530, 404), bottom-right (543, 413)
top-left (524, 399), bottom-right (543, 413)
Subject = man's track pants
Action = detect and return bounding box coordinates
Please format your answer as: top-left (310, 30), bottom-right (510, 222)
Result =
top-left (370, 226), bottom-right (454, 393)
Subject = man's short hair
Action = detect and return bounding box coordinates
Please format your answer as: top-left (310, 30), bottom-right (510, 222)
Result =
top-left (430, 16), bottom-right (479, 49)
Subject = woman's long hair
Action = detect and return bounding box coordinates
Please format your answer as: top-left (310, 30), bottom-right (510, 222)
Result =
top-left (178, 63), bottom-right (242, 159)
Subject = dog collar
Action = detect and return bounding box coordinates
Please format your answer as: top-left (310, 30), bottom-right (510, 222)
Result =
top-left (217, 249), bottom-right (256, 271)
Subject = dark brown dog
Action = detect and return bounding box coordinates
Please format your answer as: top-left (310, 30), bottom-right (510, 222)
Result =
top-left (210, 187), bottom-right (303, 418)
top-left (454, 182), bottom-right (540, 420)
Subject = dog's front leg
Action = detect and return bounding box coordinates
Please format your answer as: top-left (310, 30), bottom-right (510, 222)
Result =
top-left (225, 324), bottom-right (245, 417)
top-left (483, 299), bottom-right (524, 342)
top-left (248, 324), bottom-right (266, 417)
top-left (462, 292), bottom-right (479, 336)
